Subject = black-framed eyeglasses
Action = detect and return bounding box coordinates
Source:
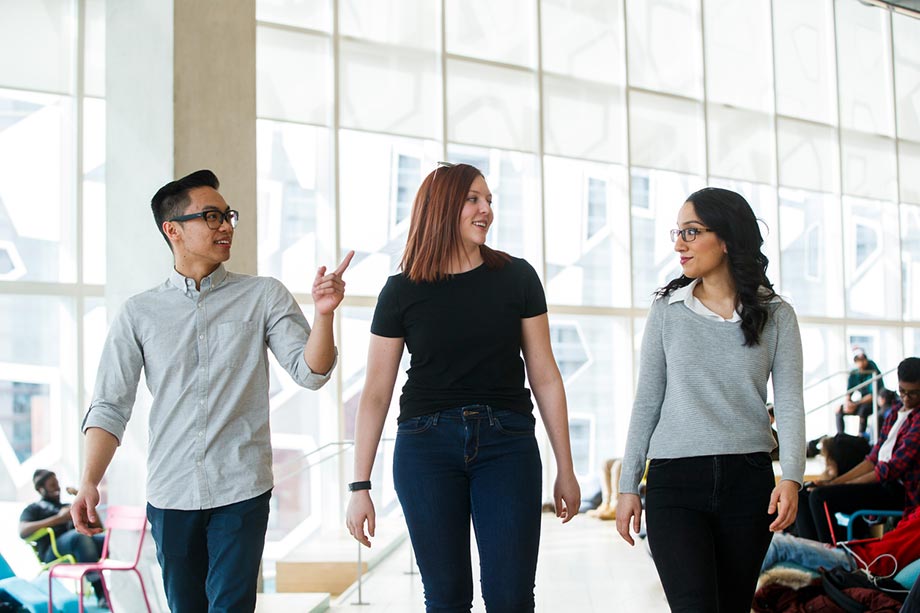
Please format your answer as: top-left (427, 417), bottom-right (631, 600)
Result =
top-left (670, 227), bottom-right (715, 243)
top-left (169, 209), bottom-right (240, 229)
top-left (898, 387), bottom-right (920, 401)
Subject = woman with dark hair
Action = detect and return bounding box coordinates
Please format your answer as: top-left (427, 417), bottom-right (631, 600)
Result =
top-left (345, 163), bottom-right (580, 612)
top-left (616, 187), bottom-right (806, 612)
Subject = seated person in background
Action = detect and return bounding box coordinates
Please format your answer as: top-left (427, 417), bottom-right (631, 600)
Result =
top-left (763, 505), bottom-right (920, 579)
top-left (835, 349), bottom-right (884, 436)
top-left (817, 433), bottom-right (870, 482)
top-left (795, 357), bottom-right (920, 544)
top-left (19, 469), bottom-right (107, 609)
top-left (875, 388), bottom-right (902, 433)
top-left (587, 458), bottom-right (622, 520)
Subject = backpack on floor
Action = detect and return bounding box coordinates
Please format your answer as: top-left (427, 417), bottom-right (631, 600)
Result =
top-left (820, 565), bottom-right (907, 612)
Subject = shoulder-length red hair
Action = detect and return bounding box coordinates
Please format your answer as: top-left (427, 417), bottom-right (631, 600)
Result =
top-left (401, 163), bottom-right (509, 283)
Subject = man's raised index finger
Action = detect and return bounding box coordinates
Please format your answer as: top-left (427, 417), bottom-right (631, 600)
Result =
top-left (334, 250), bottom-right (355, 276)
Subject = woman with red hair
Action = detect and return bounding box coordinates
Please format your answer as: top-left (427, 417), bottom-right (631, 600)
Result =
top-left (346, 162), bottom-right (580, 612)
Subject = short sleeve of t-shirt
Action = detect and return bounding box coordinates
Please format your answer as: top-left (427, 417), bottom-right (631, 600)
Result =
top-left (365, 257), bottom-right (547, 419)
top-left (370, 275), bottom-right (405, 338)
top-left (520, 259), bottom-right (547, 318)
top-left (19, 502), bottom-right (43, 523)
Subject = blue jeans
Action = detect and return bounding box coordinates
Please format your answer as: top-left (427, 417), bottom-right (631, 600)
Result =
top-left (645, 453), bottom-right (777, 613)
top-left (761, 532), bottom-right (854, 573)
top-left (393, 405), bottom-right (542, 613)
top-left (147, 489), bottom-right (271, 613)
top-left (54, 530), bottom-right (105, 564)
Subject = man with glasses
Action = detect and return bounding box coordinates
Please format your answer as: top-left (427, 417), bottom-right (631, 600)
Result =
top-left (71, 169), bottom-right (354, 612)
top-left (794, 357), bottom-right (920, 544)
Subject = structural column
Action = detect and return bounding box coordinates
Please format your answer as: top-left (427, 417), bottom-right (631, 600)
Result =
top-left (103, 0), bottom-right (257, 505)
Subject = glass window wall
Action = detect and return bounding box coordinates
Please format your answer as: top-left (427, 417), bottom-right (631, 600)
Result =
top-left (5, 0), bottom-right (920, 560)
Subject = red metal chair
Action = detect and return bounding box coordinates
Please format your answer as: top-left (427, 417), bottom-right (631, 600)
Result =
top-left (47, 505), bottom-right (153, 613)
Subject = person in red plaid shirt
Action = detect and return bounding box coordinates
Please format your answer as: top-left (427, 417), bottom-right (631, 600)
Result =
top-left (794, 357), bottom-right (920, 544)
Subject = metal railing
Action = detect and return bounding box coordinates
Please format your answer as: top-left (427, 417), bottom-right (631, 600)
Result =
top-left (271, 436), bottom-right (404, 606)
top-left (803, 369), bottom-right (850, 392)
top-left (804, 366), bottom-right (898, 445)
top-left (273, 440), bottom-right (355, 485)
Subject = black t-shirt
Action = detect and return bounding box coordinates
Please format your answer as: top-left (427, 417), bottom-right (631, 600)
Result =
top-left (371, 257), bottom-right (547, 422)
top-left (20, 498), bottom-right (72, 560)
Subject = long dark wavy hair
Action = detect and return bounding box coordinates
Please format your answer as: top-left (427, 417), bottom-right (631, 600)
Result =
top-left (655, 187), bottom-right (777, 347)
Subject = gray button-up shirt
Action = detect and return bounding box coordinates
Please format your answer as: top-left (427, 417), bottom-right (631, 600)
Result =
top-left (83, 265), bottom-right (335, 510)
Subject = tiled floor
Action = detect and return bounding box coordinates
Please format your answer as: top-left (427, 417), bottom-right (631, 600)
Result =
top-left (326, 512), bottom-right (669, 612)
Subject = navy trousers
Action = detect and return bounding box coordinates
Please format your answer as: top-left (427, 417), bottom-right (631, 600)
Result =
top-left (147, 489), bottom-right (271, 613)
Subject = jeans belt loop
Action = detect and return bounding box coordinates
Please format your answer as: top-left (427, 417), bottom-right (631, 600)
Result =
top-left (431, 411), bottom-right (440, 426)
top-left (486, 405), bottom-right (494, 426)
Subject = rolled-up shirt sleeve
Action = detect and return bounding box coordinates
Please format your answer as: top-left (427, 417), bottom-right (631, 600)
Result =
top-left (263, 278), bottom-right (336, 390)
top-left (82, 302), bottom-right (144, 444)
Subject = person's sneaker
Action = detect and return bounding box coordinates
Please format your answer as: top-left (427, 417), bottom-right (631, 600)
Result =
top-left (96, 594), bottom-right (109, 610)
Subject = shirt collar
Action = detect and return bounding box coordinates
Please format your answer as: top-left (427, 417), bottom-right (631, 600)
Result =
top-left (668, 279), bottom-right (698, 305)
top-left (669, 278), bottom-right (742, 323)
top-left (168, 264), bottom-right (228, 294)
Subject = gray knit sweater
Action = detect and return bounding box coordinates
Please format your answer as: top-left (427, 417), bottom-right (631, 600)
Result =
top-left (618, 296), bottom-right (806, 495)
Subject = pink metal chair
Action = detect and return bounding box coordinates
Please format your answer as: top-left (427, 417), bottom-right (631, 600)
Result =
top-left (47, 505), bottom-right (153, 613)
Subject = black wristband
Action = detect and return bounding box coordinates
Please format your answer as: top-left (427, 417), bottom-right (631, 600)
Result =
top-left (348, 480), bottom-right (372, 492)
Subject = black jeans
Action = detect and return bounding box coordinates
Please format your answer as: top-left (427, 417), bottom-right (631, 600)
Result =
top-left (645, 453), bottom-right (776, 613)
top-left (794, 480), bottom-right (904, 543)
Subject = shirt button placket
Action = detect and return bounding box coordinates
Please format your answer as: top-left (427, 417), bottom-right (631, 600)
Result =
top-left (196, 295), bottom-right (210, 507)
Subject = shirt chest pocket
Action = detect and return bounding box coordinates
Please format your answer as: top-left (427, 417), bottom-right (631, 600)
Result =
top-left (217, 320), bottom-right (262, 369)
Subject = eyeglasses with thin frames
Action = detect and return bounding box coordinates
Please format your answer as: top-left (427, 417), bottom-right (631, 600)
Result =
top-left (169, 209), bottom-right (240, 230)
top-left (898, 387), bottom-right (920, 401)
top-left (670, 227), bottom-right (715, 243)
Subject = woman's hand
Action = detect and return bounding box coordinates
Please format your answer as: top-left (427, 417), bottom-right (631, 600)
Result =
top-left (345, 490), bottom-right (376, 548)
top-left (768, 479), bottom-right (800, 532)
top-left (554, 471), bottom-right (581, 523)
top-left (615, 493), bottom-right (643, 546)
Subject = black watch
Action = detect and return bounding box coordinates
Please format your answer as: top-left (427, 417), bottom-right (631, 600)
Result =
top-left (348, 480), bottom-right (372, 492)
